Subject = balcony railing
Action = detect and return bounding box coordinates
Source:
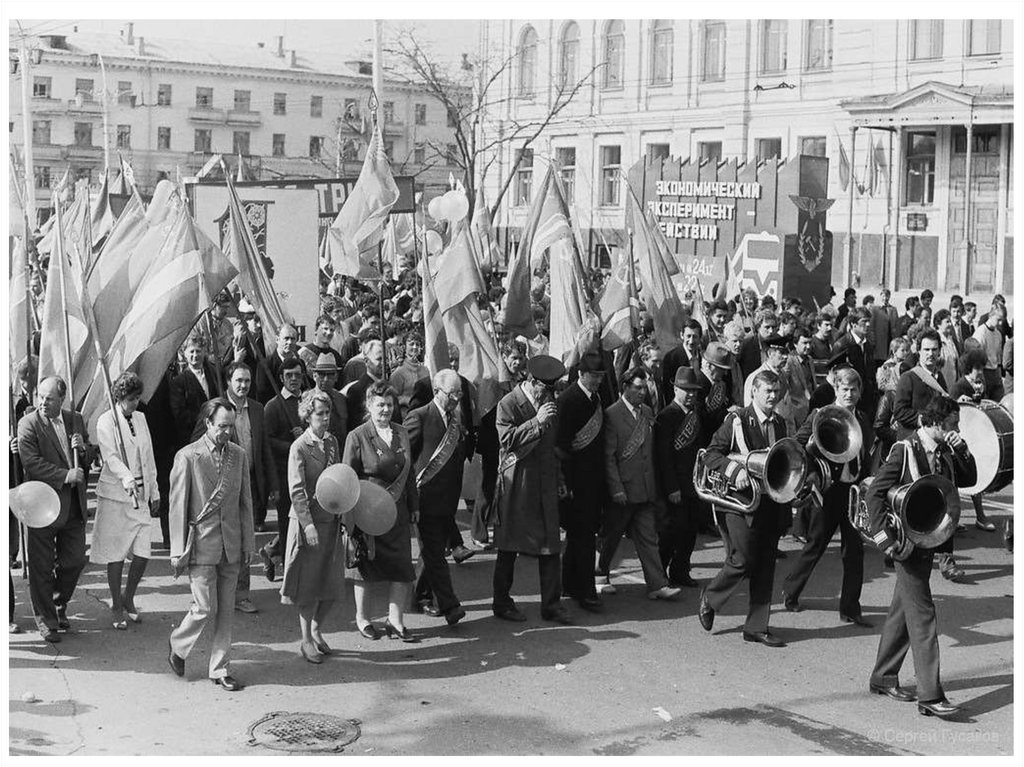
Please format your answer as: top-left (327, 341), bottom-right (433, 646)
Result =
top-left (67, 98), bottom-right (103, 115)
top-left (187, 106), bottom-right (227, 124)
top-left (227, 109), bottom-right (262, 127)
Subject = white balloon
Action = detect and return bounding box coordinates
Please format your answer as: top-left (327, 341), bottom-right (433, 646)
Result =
top-left (427, 196), bottom-right (444, 221)
top-left (446, 190), bottom-right (469, 222)
top-left (425, 230), bottom-right (443, 256)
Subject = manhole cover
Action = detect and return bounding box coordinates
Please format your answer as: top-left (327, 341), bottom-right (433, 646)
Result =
top-left (247, 711), bottom-right (361, 752)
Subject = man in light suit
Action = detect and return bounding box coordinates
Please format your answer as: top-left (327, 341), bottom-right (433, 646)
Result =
top-left (406, 369), bottom-right (468, 625)
top-left (598, 367), bottom-right (681, 601)
top-left (17, 376), bottom-right (98, 643)
top-left (168, 398), bottom-right (254, 692)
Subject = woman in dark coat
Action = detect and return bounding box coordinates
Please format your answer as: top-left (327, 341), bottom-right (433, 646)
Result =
top-left (281, 390), bottom-right (345, 663)
top-left (342, 382), bottom-right (420, 642)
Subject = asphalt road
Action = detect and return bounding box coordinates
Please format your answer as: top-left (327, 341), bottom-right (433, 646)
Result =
top-left (7, 487), bottom-right (1015, 756)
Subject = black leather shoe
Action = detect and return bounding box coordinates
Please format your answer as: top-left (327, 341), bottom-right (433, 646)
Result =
top-left (578, 596), bottom-right (605, 613)
top-left (451, 545), bottom-right (476, 564)
top-left (870, 683), bottom-right (916, 702)
top-left (56, 605), bottom-right (70, 631)
top-left (775, 548), bottom-right (787, 559)
top-left (541, 608), bottom-right (573, 625)
top-left (259, 547), bottom-right (276, 582)
top-left (211, 675), bottom-right (244, 691)
top-left (698, 589), bottom-right (715, 632)
top-left (918, 698), bottom-right (962, 718)
top-left (672, 574), bottom-right (700, 588)
top-left (742, 631), bottom-right (786, 647)
top-left (493, 606), bottom-right (528, 622)
top-left (384, 620), bottom-right (420, 643)
top-left (40, 627), bottom-right (61, 643)
top-left (357, 623), bottom-right (382, 640)
top-left (782, 592), bottom-right (801, 612)
top-left (840, 613), bottom-right (873, 628)
top-left (445, 606), bottom-right (467, 625)
top-left (167, 641), bottom-right (185, 677)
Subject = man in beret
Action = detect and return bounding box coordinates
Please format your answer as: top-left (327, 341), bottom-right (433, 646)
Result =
top-left (555, 351), bottom-right (607, 612)
top-left (491, 355), bottom-right (571, 624)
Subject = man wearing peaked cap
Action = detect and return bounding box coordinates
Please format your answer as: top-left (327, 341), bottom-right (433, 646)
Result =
top-left (809, 349), bottom-right (852, 410)
top-left (490, 354), bottom-right (572, 624)
top-left (743, 334), bottom-right (795, 433)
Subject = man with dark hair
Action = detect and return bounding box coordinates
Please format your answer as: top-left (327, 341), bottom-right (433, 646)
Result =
top-left (598, 367), bottom-right (680, 601)
top-left (707, 299), bottom-right (731, 342)
top-left (170, 334), bottom-right (224, 449)
top-left (661, 319), bottom-right (702, 405)
top-left (298, 315), bottom-right (344, 376)
top-left (699, 369), bottom-right (790, 647)
top-left (895, 297), bottom-right (920, 339)
top-left (948, 297), bottom-right (970, 354)
top-left (831, 306), bottom-right (877, 415)
top-left (919, 288), bottom-right (934, 312)
top-left (738, 310), bottom-right (780, 379)
top-left (168, 398), bottom-right (253, 691)
top-left (810, 312), bottom-right (834, 362)
top-left (255, 323), bottom-right (300, 404)
top-left (963, 301), bottom-right (978, 334)
top-left (836, 287), bottom-right (858, 327)
top-left (870, 288), bottom-right (899, 363)
top-left (867, 393), bottom-right (975, 718)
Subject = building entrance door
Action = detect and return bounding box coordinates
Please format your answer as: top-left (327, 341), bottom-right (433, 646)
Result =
top-left (948, 126), bottom-right (1001, 293)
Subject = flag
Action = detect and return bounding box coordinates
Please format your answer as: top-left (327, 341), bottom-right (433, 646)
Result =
top-left (381, 213), bottom-right (415, 279)
top-left (9, 236), bottom-right (35, 381)
top-left (119, 155), bottom-right (137, 195)
top-left (196, 153), bottom-right (223, 180)
top-left (470, 187), bottom-right (501, 271)
top-left (626, 186), bottom-right (685, 351)
top-left (596, 250), bottom-right (639, 351)
top-left (837, 131), bottom-right (851, 192)
top-left (419, 253), bottom-right (450, 377)
top-left (869, 138), bottom-right (887, 196)
top-left (88, 170), bottom-right (117, 259)
top-left (325, 118), bottom-right (399, 279)
top-left (443, 296), bottom-right (506, 417)
top-left (221, 176), bottom-right (292, 350)
top-left (434, 222), bottom-right (485, 313)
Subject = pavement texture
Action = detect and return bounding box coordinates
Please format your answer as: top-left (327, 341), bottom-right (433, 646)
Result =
top-left (7, 487), bottom-right (1015, 756)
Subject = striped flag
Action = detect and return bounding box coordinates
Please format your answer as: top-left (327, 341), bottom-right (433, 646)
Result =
top-left (419, 253), bottom-right (450, 377)
top-left (596, 250), bottom-right (639, 351)
top-left (443, 296), bottom-right (506, 417)
top-left (470, 186), bottom-right (501, 271)
top-left (9, 236), bottom-right (35, 381)
top-left (325, 118), bottom-right (399, 279)
top-left (434, 222), bottom-right (485, 313)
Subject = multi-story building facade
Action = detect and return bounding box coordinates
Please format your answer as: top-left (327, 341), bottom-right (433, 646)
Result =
top-left (11, 23), bottom-right (463, 222)
top-left (481, 19), bottom-right (1014, 300)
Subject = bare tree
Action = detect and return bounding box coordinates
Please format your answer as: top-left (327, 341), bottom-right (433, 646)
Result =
top-left (384, 28), bottom-right (598, 220)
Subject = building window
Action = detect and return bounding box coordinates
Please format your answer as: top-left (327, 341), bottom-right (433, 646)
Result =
top-left (905, 131), bottom-right (936, 206)
top-left (756, 137), bottom-right (782, 162)
top-left (910, 20), bottom-right (943, 60)
top-left (800, 136), bottom-right (827, 157)
top-left (73, 122), bottom-right (93, 147)
top-left (414, 103), bottom-right (427, 125)
top-left (309, 136), bottom-right (324, 159)
top-left (447, 108), bottom-right (457, 128)
top-left (383, 101), bottom-right (395, 124)
top-left (117, 81), bottom-right (133, 105)
top-left (272, 133), bottom-right (285, 157)
top-left (34, 165), bottom-right (51, 189)
top-left (33, 76), bottom-right (52, 98)
top-left (157, 126), bottom-right (171, 151)
top-left (558, 21), bottom-right (580, 88)
top-left (698, 141), bottom-right (722, 162)
top-left (233, 131), bottom-right (250, 155)
top-left (650, 20), bottom-right (673, 84)
top-left (341, 139), bottom-right (358, 162)
top-left (413, 144), bottom-right (425, 164)
top-left (760, 20), bottom-right (787, 73)
top-left (195, 87), bottom-right (213, 108)
top-left (194, 128), bottom-right (212, 153)
top-left (310, 95), bottom-right (323, 118)
top-left (647, 143), bottom-right (671, 161)
top-left (515, 148), bottom-right (534, 206)
top-left (446, 144), bottom-right (459, 165)
top-left (157, 83), bottom-right (172, 106)
top-left (953, 126), bottom-right (1000, 155)
top-left (967, 20), bottom-right (1001, 56)
top-left (116, 124), bottom-right (131, 149)
top-left (234, 90), bottom-right (251, 112)
top-left (274, 93), bottom-right (287, 115)
top-left (603, 20), bottom-right (625, 89)
top-left (384, 140), bottom-right (394, 162)
top-left (702, 21), bottom-right (726, 82)
top-left (344, 98), bottom-right (359, 121)
top-left (600, 145), bottom-right (622, 206)
top-left (75, 168), bottom-right (92, 184)
top-left (74, 78), bottom-right (94, 100)
top-left (517, 25), bottom-right (538, 97)
top-left (804, 19), bottom-right (833, 71)
top-left (32, 120), bottom-right (51, 145)
top-left (556, 146), bottom-right (576, 201)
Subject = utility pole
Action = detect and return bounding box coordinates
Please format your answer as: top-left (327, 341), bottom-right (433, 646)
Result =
top-left (335, 116), bottom-right (343, 175)
top-left (98, 53), bottom-right (112, 173)
top-left (19, 40), bottom-right (37, 227)
top-left (373, 20), bottom-right (384, 120)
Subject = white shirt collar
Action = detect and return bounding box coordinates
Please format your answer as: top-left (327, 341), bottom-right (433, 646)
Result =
top-left (577, 379), bottom-right (597, 399)
top-left (281, 387), bottom-right (297, 399)
top-left (917, 428), bottom-right (939, 458)
top-left (620, 396), bottom-right (638, 419)
top-left (433, 400), bottom-right (449, 423)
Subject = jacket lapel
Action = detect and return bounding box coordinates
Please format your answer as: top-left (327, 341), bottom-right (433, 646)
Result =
top-left (39, 411), bottom-right (70, 468)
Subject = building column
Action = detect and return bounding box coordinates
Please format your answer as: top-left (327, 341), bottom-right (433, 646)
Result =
top-left (958, 120), bottom-right (974, 293)
top-left (994, 122), bottom-right (1009, 296)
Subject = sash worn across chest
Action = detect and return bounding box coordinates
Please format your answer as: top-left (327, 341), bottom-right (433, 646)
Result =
top-left (911, 365), bottom-right (947, 396)
top-left (621, 411), bottom-right (651, 461)
top-left (380, 437), bottom-right (412, 502)
top-left (173, 445), bottom-right (237, 577)
top-left (571, 403), bottom-right (603, 452)
top-left (417, 415), bottom-right (462, 488)
top-left (673, 410), bottom-right (700, 451)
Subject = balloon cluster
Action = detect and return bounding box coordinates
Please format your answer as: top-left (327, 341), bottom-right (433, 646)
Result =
top-left (314, 464), bottom-right (398, 536)
top-left (427, 190), bottom-right (470, 224)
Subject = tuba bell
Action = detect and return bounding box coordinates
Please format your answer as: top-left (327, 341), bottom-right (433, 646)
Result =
top-left (810, 405), bottom-right (863, 463)
top-left (849, 475), bottom-right (961, 551)
top-left (695, 437), bottom-right (809, 513)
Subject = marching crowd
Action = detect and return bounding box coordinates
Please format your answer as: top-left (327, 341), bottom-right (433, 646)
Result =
top-left (9, 258), bottom-right (1013, 713)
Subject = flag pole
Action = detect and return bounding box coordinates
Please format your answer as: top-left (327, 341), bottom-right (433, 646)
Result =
top-left (376, 239), bottom-right (389, 380)
top-left (52, 195), bottom-right (79, 472)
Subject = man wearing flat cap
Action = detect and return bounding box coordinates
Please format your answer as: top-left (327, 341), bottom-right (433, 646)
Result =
top-left (309, 353), bottom-right (349, 450)
top-left (698, 342), bottom-right (738, 436)
top-left (555, 351), bottom-right (607, 613)
top-left (491, 355), bottom-right (572, 624)
top-left (654, 367), bottom-right (709, 588)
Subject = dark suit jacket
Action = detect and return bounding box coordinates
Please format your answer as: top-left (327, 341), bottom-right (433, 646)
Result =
top-left (237, 397), bottom-right (278, 501)
top-left (661, 344), bottom-right (699, 405)
top-left (950, 319), bottom-right (972, 355)
top-left (893, 367), bottom-right (947, 434)
top-left (265, 392), bottom-right (302, 481)
top-left (409, 373), bottom-right (477, 456)
top-left (169, 361), bottom-right (224, 447)
top-left (254, 350), bottom-right (285, 404)
top-left (404, 402), bottom-right (465, 517)
top-left (738, 336), bottom-right (767, 380)
top-left (555, 382), bottom-right (605, 509)
top-left (17, 408), bottom-right (98, 527)
top-left (654, 401), bottom-right (707, 500)
top-left (604, 399), bottom-right (658, 505)
top-left (832, 332), bottom-right (877, 412)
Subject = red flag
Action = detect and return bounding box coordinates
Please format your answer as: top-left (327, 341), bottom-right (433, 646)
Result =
top-left (836, 130), bottom-right (851, 192)
top-left (419, 253), bottom-right (450, 377)
top-left (326, 119), bottom-right (399, 279)
top-left (443, 296), bottom-right (506, 416)
top-left (596, 250), bottom-right (639, 351)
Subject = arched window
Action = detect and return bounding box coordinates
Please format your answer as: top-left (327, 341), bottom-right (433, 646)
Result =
top-left (650, 20), bottom-right (673, 84)
top-left (517, 25), bottom-right (538, 97)
top-left (558, 21), bottom-right (580, 89)
top-left (603, 20), bottom-right (625, 89)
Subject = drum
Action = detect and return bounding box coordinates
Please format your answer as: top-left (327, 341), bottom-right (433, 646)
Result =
top-left (1000, 392), bottom-right (1013, 415)
top-left (959, 401), bottom-right (1013, 495)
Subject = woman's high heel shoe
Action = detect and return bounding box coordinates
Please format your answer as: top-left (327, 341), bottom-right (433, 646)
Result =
top-left (300, 642), bottom-right (324, 664)
top-left (384, 619), bottom-right (420, 643)
top-left (357, 623), bottom-right (381, 640)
